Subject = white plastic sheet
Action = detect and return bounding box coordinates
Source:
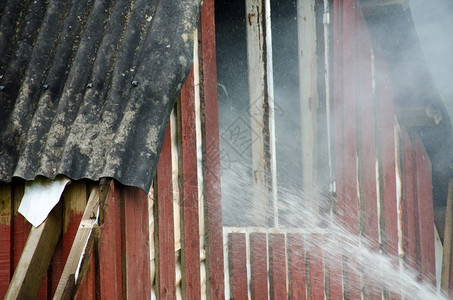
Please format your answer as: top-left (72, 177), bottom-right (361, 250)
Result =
top-left (18, 176), bottom-right (71, 227)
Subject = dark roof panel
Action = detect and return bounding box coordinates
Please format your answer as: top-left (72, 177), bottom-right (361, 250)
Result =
top-left (0, 0), bottom-right (201, 193)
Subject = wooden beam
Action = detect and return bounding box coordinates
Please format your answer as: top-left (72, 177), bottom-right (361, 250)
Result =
top-left (5, 203), bottom-right (62, 300)
top-left (53, 187), bottom-right (99, 299)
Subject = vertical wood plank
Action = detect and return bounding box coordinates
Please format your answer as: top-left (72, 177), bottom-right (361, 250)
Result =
top-left (155, 123), bottom-right (176, 299)
top-left (250, 233), bottom-right (268, 299)
top-left (441, 179), bottom-right (453, 292)
top-left (199, 0), bottom-right (225, 297)
top-left (309, 233), bottom-right (325, 300)
top-left (98, 180), bottom-right (123, 299)
top-left (12, 180), bottom-right (28, 271)
top-left (325, 233), bottom-right (343, 300)
top-left (121, 185), bottom-right (151, 299)
top-left (0, 183), bottom-right (12, 299)
top-left (375, 52), bottom-right (398, 258)
top-left (414, 134), bottom-right (436, 285)
top-left (180, 68), bottom-right (202, 299)
top-left (73, 240), bottom-right (96, 300)
top-left (342, 1), bottom-right (361, 299)
top-left (332, 1), bottom-right (345, 297)
top-left (228, 233), bottom-right (248, 299)
top-left (269, 233), bottom-right (287, 300)
top-left (356, 10), bottom-right (378, 250)
top-left (401, 128), bottom-right (419, 272)
top-left (288, 233), bottom-right (307, 300)
top-left (356, 12), bottom-right (381, 300)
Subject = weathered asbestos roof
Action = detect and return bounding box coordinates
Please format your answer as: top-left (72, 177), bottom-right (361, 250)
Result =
top-left (0, 0), bottom-right (201, 193)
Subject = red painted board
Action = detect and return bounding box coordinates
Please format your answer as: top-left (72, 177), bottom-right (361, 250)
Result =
top-left (401, 128), bottom-right (419, 272)
top-left (288, 233), bottom-right (307, 299)
top-left (414, 134), bottom-right (436, 286)
top-left (309, 234), bottom-right (325, 300)
top-left (375, 50), bottom-right (399, 257)
top-left (12, 181), bottom-right (29, 271)
top-left (250, 233), bottom-right (268, 299)
top-left (98, 180), bottom-right (123, 299)
top-left (180, 68), bottom-right (202, 299)
top-left (0, 183), bottom-right (12, 298)
top-left (341, 2), bottom-right (361, 299)
top-left (155, 123), bottom-right (176, 299)
top-left (200, 0), bottom-right (225, 297)
top-left (228, 233), bottom-right (248, 299)
top-left (324, 233), bottom-right (343, 300)
top-left (333, 0), bottom-right (345, 221)
top-left (269, 233), bottom-right (286, 300)
top-left (356, 10), bottom-right (379, 251)
top-left (341, 0), bottom-right (359, 234)
top-left (121, 185), bottom-right (151, 299)
top-left (74, 244), bottom-right (96, 300)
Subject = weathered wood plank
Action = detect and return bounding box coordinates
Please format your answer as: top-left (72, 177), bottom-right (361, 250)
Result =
top-left (298, 0), bottom-right (319, 218)
top-left (400, 128), bottom-right (419, 271)
top-left (332, 1), bottom-right (345, 298)
top-left (121, 185), bottom-right (151, 299)
top-left (98, 179), bottom-right (123, 299)
top-left (288, 233), bottom-right (307, 299)
top-left (441, 179), bottom-right (453, 292)
top-left (341, 1), bottom-right (361, 299)
top-left (309, 233), bottom-right (325, 300)
top-left (199, 0), bottom-right (225, 296)
top-left (155, 123), bottom-right (176, 299)
top-left (0, 183), bottom-right (12, 299)
top-left (228, 233), bottom-right (248, 299)
top-left (250, 233), bottom-right (268, 299)
top-left (12, 180), bottom-right (28, 271)
top-left (53, 187), bottom-right (99, 299)
top-left (180, 68), bottom-right (202, 299)
top-left (73, 228), bottom-right (98, 300)
top-left (375, 52), bottom-right (399, 258)
top-left (325, 232), bottom-right (343, 300)
top-left (245, 0), bottom-right (277, 227)
top-left (50, 180), bottom-right (88, 296)
top-left (269, 233), bottom-right (287, 300)
top-left (414, 134), bottom-right (436, 285)
top-left (5, 203), bottom-right (62, 300)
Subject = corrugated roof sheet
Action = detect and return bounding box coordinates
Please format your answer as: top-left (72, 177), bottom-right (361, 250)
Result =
top-left (0, 0), bottom-right (201, 193)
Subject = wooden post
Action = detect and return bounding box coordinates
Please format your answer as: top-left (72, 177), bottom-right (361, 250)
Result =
top-left (245, 0), bottom-right (277, 227)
